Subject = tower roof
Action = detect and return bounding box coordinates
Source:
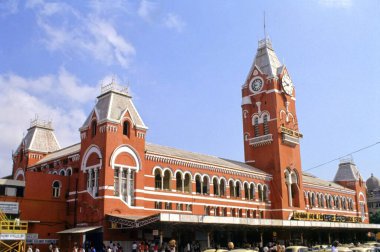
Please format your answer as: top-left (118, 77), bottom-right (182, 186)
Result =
top-left (80, 82), bottom-right (147, 130)
top-left (333, 158), bottom-right (362, 182)
top-left (246, 38), bottom-right (283, 80)
top-left (17, 119), bottom-right (60, 154)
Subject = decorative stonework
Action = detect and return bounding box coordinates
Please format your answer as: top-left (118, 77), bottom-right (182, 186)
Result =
top-left (100, 125), bottom-right (118, 133)
top-left (145, 153), bottom-right (271, 181)
top-left (249, 134), bottom-right (273, 147)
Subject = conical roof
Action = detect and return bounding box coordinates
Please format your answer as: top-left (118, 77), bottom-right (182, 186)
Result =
top-left (366, 174), bottom-right (380, 191)
top-left (334, 159), bottom-right (362, 182)
top-left (253, 38), bottom-right (283, 77)
top-left (17, 119), bottom-right (60, 154)
top-left (80, 82), bottom-right (147, 130)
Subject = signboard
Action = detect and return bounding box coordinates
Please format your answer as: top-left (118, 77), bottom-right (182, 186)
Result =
top-left (153, 230), bottom-right (159, 236)
top-left (0, 234), bottom-right (25, 240)
top-left (0, 202), bottom-right (19, 214)
top-left (26, 239), bottom-right (58, 245)
top-left (26, 233), bottom-right (39, 240)
top-left (293, 211), bottom-right (361, 223)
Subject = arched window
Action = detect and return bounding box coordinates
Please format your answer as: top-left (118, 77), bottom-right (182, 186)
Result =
top-left (220, 179), bottom-right (225, 196)
top-left (250, 184), bottom-right (255, 200)
top-left (202, 177), bottom-right (209, 195)
top-left (263, 185), bottom-right (268, 202)
top-left (163, 170), bottom-right (171, 190)
top-left (52, 181), bottom-right (61, 198)
top-left (258, 185), bottom-right (263, 202)
top-left (229, 181), bottom-right (235, 197)
top-left (263, 114), bottom-right (269, 135)
top-left (91, 120), bottom-right (97, 137)
top-left (184, 174), bottom-right (191, 193)
top-left (59, 170), bottom-right (65, 176)
top-left (244, 183), bottom-right (249, 200)
top-left (176, 173), bottom-right (183, 192)
top-left (254, 117), bottom-right (259, 137)
top-left (235, 182), bottom-right (241, 198)
top-left (213, 178), bottom-right (219, 196)
top-left (195, 175), bottom-right (202, 194)
top-left (123, 120), bottom-right (130, 136)
top-left (154, 170), bottom-right (162, 190)
top-left (66, 168), bottom-right (72, 176)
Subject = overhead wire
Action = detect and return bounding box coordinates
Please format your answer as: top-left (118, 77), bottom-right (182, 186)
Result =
top-left (304, 141), bottom-right (380, 172)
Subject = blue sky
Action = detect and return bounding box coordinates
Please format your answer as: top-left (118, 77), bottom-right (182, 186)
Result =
top-left (0, 0), bottom-right (379, 182)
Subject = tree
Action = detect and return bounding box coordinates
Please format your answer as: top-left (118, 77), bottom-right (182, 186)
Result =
top-left (370, 211), bottom-right (380, 224)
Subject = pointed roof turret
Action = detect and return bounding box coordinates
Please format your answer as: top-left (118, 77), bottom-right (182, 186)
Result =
top-left (334, 158), bottom-right (363, 182)
top-left (254, 38), bottom-right (283, 77)
top-left (80, 81), bottom-right (148, 130)
top-left (246, 38), bottom-right (284, 81)
top-left (17, 118), bottom-right (60, 154)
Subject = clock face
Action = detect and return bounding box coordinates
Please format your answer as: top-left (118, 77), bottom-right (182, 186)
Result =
top-left (250, 77), bottom-right (263, 93)
top-left (282, 74), bottom-right (294, 95)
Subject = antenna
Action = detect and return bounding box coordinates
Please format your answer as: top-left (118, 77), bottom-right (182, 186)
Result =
top-left (264, 11), bottom-right (267, 39)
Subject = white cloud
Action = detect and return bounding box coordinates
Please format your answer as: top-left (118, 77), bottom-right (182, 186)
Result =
top-left (0, 70), bottom-right (100, 178)
top-left (28, 0), bottom-right (136, 69)
top-left (138, 0), bottom-right (156, 22)
top-left (318, 0), bottom-right (353, 8)
top-left (163, 13), bottom-right (186, 33)
top-left (0, 0), bottom-right (19, 17)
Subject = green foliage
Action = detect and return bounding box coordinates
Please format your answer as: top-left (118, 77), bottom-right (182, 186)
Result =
top-left (370, 211), bottom-right (380, 224)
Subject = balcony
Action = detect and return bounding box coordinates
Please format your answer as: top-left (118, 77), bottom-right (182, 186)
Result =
top-left (248, 134), bottom-right (273, 147)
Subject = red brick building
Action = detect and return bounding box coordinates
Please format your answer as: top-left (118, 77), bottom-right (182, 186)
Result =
top-left (3, 38), bottom-right (380, 251)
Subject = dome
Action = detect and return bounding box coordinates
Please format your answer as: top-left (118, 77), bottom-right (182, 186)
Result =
top-left (366, 174), bottom-right (380, 191)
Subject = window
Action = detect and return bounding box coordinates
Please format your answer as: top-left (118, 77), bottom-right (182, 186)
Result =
top-left (244, 183), bottom-right (249, 200)
top-left (114, 167), bottom-right (136, 205)
top-left (229, 181), bottom-right (235, 197)
top-left (155, 202), bottom-right (162, 209)
top-left (114, 168), bottom-right (120, 196)
top-left (154, 170), bottom-right (162, 189)
top-left (254, 117), bottom-right (259, 137)
top-left (195, 175), bottom-right (202, 194)
top-left (220, 180), bottom-right (225, 196)
top-left (85, 168), bottom-right (99, 197)
top-left (52, 181), bottom-right (60, 198)
top-left (186, 204), bottom-right (192, 212)
top-left (123, 121), bottom-right (130, 136)
top-left (202, 177), bottom-right (209, 195)
top-left (163, 170), bottom-right (171, 190)
top-left (165, 202), bottom-right (172, 210)
top-left (235, 182), bottom-right (241, 198)
top-left (213, 178), bottom-right (219, 196)
top-left (184, 174), bottom-right (191, 193)
top-left (176, 173), bottom-right (183, 192)
top-left (176, 203), bottom-right (183, 211)
top-left (263, 114), bottom-right (269, 135)
top-left (91, 120), bottom-right (97, 137)
top-left (249, 184), bottom-right (255, 200)
top-left (258, 185), bottom-right (263, 202)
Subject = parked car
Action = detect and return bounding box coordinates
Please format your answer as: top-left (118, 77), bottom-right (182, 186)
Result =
top-left (337, 247), bottom-right (353, 252)
top-left (285, 246), bottom-right (309, 252)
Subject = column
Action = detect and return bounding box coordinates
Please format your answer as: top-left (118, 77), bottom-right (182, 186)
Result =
top-left (287, 183), bottom-right (293, 207)
top-left (127, 168), bottom-right (131, 205)
top-left (94, 168), bottom-right (98, 196)
top-left (118, 168), bottom-right (122, 197)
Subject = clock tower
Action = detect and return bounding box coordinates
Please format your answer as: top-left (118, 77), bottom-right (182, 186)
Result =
top-left (242, 38), bottom-right (305, 219)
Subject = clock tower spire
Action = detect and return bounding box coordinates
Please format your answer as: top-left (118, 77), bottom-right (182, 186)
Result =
top-left (241, 38), bottom-right (305, 219)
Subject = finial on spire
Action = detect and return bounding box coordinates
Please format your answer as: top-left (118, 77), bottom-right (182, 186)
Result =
top-left (264, 11), bottom-right (267, 39)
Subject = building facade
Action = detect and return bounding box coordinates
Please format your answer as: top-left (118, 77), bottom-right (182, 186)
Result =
top-left (2, 38), bottom-right (380, 251)
top-left (366, 174), bottom-right (380, 216)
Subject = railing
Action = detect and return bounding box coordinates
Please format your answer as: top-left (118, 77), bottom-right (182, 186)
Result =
top-left (100, 81), bottom-right (129, 95)
top-left (248, 134), bottom-right (273, 147)
top-left (0, 220), bottom-right (28, 234)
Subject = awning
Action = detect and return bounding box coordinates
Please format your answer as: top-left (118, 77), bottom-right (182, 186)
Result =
top-left (107, 214), bottom-right (160, 229)
top-left (57, 226), bottom-right (102, 234)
